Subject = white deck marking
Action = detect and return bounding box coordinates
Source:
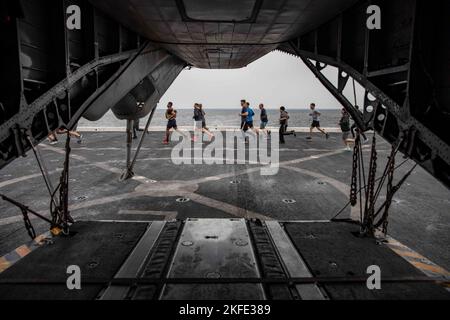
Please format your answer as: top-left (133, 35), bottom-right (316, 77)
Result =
top-left (0, 173), bottom-right (48, 189)
top-left (0, 162), bottom-right (102, 189)
top-left (186, 192), bottom-right (272, 220)
top-left (0, 145), bottom-right (347, 225)
top-left (282, 166), bottom-right (360, 221)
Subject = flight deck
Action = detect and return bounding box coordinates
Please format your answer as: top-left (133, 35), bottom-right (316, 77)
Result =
top-left (0, 131), bottom-right (448, 300)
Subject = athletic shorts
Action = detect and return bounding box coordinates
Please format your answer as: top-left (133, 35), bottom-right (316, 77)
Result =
top-left (311, 120), bottom-right (321, 128)
top-left (342, 131), bottom-right (351, 141)
top-left (246, 121), bottom-right (254, 129)
top-left (167, 120), bottom-right (177, 130)
top-left (260, 121), bottom-right (268, 129)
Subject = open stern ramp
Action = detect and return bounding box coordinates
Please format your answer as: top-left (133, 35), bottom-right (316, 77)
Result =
top-left (0, 219), bottom-right (448, 300)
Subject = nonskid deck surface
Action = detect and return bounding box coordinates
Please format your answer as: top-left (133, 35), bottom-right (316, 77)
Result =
top-left (0, 131), bottom-right (449, 284)
top-left (0, 219), bottom-right (448, 300)
top-left (0, 221), bottom-right (147, 300)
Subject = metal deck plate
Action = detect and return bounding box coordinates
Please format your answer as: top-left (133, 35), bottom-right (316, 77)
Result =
top-left (265, 221), bottom-right (326, 300)
top-left (160, 218), bottom-right (265, 300)
top-left (100, 221), bottom-right (166, 300)
top-left (0, 222), bottom-right (148, 300)
top-left (284, 222), bottom-right (450, 300)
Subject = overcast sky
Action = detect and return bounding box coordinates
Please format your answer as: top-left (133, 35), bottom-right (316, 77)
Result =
top-left (159, 50), bottom-right (366, 110)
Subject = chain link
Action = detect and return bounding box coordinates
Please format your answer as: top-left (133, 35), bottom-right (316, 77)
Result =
top-left (21, 208), bottom-right (36, 240)
top-left (50, 132), bottom-right (74, 235)
top-left (382, 147), bottom-right (396, 234)
top-left (350, 134), bottom-right (361, 206)
top-left (363, 135), bottom-right (378, 236)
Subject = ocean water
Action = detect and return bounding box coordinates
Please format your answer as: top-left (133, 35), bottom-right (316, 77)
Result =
top-left (79, 109), bottom-right (343, 128)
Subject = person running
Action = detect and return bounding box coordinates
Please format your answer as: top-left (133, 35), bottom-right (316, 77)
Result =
top-left (339, 108), bottom-right (353, 151)
top-left (239, 99), bottom-right (248, 132)
top-left (199, 104), bottom-right (215, 141)
top-left (307, 103), bottom-right (329, 140)
top-left (193, 103), bottom-right (214, 141)
top-left (259, 104), bottom-right (271, 137)
top-left (133, 119), bottom-right (140, 139)
top-left (349, 105), bottom-right (368, 143)
top-left (47, 131), bottom-right (58, 145)
top-left (279, 107), bottom-right (296, 144)
top-left (193, 103), bottom-right (202, 134)
top-left (239, 100), bottom-right (250, 142)
top-left (133, 102), bottom-right (149, 139)
top-left (245, 102), bottom-right (259, 135)
top-left (199, 104), bottom-right (206, 128)
top-left (163, 102), bottom-right (187, 144)
top-left (55, 128), bottom-right (83, 144)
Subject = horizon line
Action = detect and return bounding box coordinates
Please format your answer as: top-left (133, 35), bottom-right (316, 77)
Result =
top-left (160, 107), bottom-right (343, 110)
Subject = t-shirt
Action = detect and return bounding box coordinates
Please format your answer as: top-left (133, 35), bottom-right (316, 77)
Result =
top-left (166, 109), bottom-right (176, 121)
top-left (241, 107), bottom-right (248, 123)
top-left (193, 108), bottom-right (204, 121)
top-left (340, 114), bottom-right (351, 132)
top-left (280, 110), bottom-right (289, 124)
top-left (261, 109), bottom-right (268, 122)
top-left (311, 110), bottom-right (320, 122)
top-left (246, 108), bottom-right (255, 123)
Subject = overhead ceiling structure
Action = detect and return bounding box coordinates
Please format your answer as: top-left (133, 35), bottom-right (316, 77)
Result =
top-left (88, 0), bottom-right (359, 69)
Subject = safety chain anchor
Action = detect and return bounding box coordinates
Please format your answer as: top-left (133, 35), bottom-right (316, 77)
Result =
top-left (50, 132), bottom-right (75, 236)
top-left (346, 130), bottom-right (416, 238)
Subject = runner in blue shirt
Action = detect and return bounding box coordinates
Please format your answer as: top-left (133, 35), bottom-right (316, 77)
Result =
top-left (245, 102), bottom-right (260, 137)
top-left (246, 103), bottom-right (255, 128)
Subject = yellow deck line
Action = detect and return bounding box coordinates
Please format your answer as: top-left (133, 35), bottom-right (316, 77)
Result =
top-left (0, 233), bottom-right (50, 275)
top-left (0, 257), bottom-right (11, 273)
top-left (384, 236), bottom-right (450, 278)
top-left (390, 248), bottom-right (427, 260)
top-left (15, 245), bottom-right (32, 258)
top-left (410, 261), bottom-right (450, 277)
